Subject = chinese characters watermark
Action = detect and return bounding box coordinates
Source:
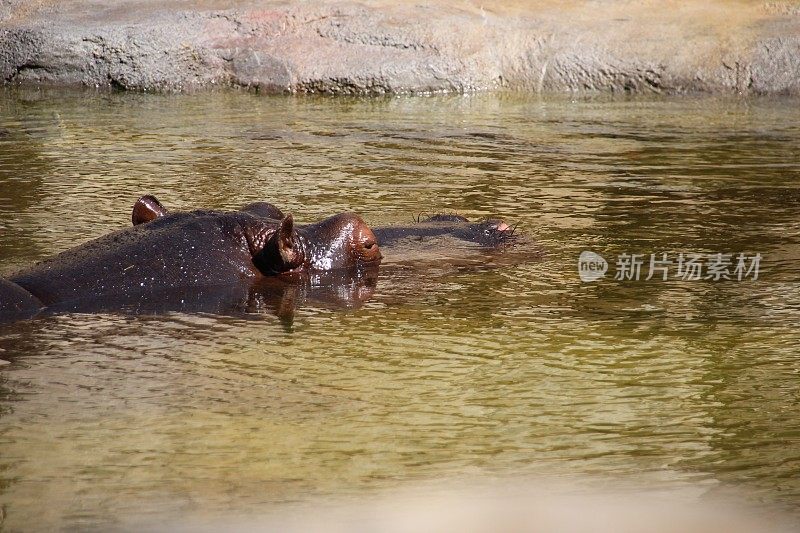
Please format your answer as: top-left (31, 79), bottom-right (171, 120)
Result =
top-left (578, 251), bottom-right (761, 282)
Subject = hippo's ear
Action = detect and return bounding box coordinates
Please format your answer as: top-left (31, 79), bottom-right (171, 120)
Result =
top-left (275, 214), bottom-right (297, 263)
top-left (252, 214), bottom-right (305, 275)
top-left (132, 195), bottom-right (168, 225)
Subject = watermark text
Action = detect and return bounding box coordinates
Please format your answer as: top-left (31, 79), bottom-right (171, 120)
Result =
top-left (578, 252), bottom-right (761, 282)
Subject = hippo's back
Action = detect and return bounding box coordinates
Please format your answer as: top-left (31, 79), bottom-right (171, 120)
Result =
top-left (10, 211), bottom-right (263, 307)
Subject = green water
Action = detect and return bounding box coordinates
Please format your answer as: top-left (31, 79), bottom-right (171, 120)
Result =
top-left (0, 89), bottom-right (799, 530)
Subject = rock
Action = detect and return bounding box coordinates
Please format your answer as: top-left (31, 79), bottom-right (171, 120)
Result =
top-left (0, 0), bottom-right (799, 95)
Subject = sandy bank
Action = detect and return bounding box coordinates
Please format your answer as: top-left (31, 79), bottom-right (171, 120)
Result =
top-left (1, 0), bottom-right (799, 95)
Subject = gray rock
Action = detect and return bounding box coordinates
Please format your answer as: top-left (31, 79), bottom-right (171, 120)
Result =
top-left (1, 0), bottom-right (799, 95)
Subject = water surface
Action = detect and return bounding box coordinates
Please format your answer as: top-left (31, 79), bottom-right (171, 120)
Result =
top-left (0, 89), bottom-right (799, 530)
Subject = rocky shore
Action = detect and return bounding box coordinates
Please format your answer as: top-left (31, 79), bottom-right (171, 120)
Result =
top-left (1, 0), bottom-right (799, 95)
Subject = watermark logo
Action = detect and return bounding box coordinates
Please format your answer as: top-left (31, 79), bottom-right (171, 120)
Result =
top-left (578, 251), bottom-right (608, 282)
top-left (578, 252), bottom-right (761, 282)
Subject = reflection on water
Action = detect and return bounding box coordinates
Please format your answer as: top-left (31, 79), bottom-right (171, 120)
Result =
top-left (0, 88), bottom-right (799, 530)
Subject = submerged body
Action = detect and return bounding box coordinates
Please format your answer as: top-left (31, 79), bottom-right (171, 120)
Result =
top-left (373, 214), bottom-right (515, 250)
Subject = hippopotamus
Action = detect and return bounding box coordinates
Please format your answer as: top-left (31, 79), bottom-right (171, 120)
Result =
top-left (1, 195), bottom-right (522, 324)
top-left (0, 200), bottom-right (381, 323)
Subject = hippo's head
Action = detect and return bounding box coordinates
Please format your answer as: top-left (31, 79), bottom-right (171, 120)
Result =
top-left (253, 213), bottom-right (382, 276)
